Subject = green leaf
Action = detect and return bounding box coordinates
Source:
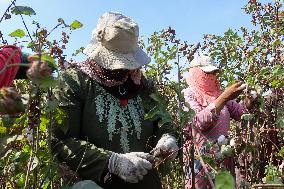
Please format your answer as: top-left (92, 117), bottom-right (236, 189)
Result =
top-left (29, 54), bottom-right (58, 71)
top-left (272, 39), bottom-right (281, 49)
top-left (70, 20), bottom-right (83, 30)
top-left (276, 118), bottom-right (284, 129)
top-left (47, 99), bottom-right (59, 111)
top-left (11, 6), bottom-right (36, 16)
top-left (144, 106), bottom-right (159, 120)
top-left (42, 179), bottom-right (50, 189)
top-left (272, 65), bottom-right (284, 77)
top-left (278, 147), bottom-right (284, 157)
top-left (34, 77), bottom-right (58, 89)
top-left (215, 171), bottom-right (235, 189)
top-left (158, 111), bottom-right (172, 127)
top-left (60, 186), bottom-right (72, 189)
top-left (259, 67), bottom-right (270, 76)
top-left (27, 41), bottom-right (36, 48)
top-left (41, 55), bottom-right (58, 71)
top-left (9, 29), bottom-right (25, 38)
top-left (149, 93), bottom-right (167, 108)
top-left (180, 109), bottom-right (195, 126)
top-left (0, 126), bottom-right (7, 134)
top-left (220, 145), bottom-right (234, 157)
top-left (271, 79), bottom-right (280, 88)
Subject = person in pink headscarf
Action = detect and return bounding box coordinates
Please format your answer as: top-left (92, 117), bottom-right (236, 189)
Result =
top-left (182, 54), bottom-right (254, 189)
top-left (0, 45), bottom-right (30, 88)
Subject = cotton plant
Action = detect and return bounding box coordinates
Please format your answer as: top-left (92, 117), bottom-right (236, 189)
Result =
top-left (217, 135), bottom-right (234, 160)
top-left (262, 162), bottom-right (283, 184)
top-left (200, 135), bottom-right (235, 170)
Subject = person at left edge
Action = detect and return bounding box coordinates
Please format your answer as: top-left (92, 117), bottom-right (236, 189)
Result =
top-left (0, 45), bottom-right (30, 87)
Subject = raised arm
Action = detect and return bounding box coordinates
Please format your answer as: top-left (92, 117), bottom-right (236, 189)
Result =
top-left (226, 100), bottom-right (248, 121)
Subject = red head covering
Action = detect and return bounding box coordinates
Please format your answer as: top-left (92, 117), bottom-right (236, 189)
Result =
top-left (0, 46), bottom-right (22, 88)
top-left (186, 67), bottom-right (222, 106)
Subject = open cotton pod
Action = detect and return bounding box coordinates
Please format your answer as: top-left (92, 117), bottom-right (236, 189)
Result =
top-left (250, 91), bottom-right (258, 99)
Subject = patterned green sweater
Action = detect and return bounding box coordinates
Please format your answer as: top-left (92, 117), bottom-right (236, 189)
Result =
top-left (51, 68), bottom-right (176, 188)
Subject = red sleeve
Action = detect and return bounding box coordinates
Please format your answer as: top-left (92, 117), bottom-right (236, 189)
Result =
top-left (226, 100), bottom-right (248, 121)
top-left (0, 45), bottom-right (22, 88)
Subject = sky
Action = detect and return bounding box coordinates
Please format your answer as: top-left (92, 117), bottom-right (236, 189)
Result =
top-left (0, 0), bottom-right (272, 62)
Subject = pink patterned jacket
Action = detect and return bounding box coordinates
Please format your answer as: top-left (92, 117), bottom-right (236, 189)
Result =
top-left (183, 88), bottom-right (247, 146)
top-left (183, 88), bottom-right (247, 189)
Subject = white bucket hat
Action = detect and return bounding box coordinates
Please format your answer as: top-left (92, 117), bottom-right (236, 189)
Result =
top-left (189, 53), bottom-right (219, 73)
top-left (83, 12), bottom-right (151, 70)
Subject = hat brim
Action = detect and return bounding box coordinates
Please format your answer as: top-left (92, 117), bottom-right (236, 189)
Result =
top-left (84, 43), bottom-right (151, 70)
top-left (199, 65), bottom-right (220, 73)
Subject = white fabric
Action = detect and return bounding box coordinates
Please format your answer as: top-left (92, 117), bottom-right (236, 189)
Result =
top-left (84, 12), bottom-right (150, 70)
top-left (189, 53), bottom-right (219, 73)
top-left (108, 152), bottom-right (153, 183)
top-left (152, 134), bottom-right (178, 161)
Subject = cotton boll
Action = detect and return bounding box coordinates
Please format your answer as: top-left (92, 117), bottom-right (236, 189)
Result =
top-left (217, 135), bottom-right (225, 143)
top-left (26, 133), bottom-right (33, 142)
top-left (269, 57), bottom-right (275, 63)
top-left (220, 145), bottom-right (233, 157)
top-left (9, 164), bottom-right (15, 172)
top-left (250, 91), bottom-right (258, 99)
top-left (217, 135), bottom-right (227, 145)
top-left (23, 128), bottom-right (32, 135)
top-left (230, 139), bottom-right (235, 147)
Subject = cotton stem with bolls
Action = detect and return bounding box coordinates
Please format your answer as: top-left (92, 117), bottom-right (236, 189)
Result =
top-left (175, 51), bottom-right (187, 188)
top-left (25, 41), bottom-right (44, 188)
top-left (24, 82), bottom-right (41, 188)
top-left (38, 87), bottom-right (57, 188)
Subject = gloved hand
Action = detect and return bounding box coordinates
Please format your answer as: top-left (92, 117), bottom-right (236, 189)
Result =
top-left (108, 152), bottom-right (153, 183)
top-left (152, 134), bottom-right (178, 162)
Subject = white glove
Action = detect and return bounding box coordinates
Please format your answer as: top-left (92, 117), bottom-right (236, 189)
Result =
top-left (152, 134), bottom-right (179, 161)
top-left (108, 152), bottom-right (153, 183)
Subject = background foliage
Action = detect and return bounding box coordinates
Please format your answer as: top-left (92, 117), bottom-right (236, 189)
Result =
top-left (0, 0), bottom-right (283, 189)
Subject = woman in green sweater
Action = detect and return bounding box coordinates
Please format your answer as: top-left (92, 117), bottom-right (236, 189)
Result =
top-left (52, 12), bottom-right (178, 189)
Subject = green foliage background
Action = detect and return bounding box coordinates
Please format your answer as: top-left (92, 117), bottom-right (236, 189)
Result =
top-left (0, 1), bottom-right (283, 189)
